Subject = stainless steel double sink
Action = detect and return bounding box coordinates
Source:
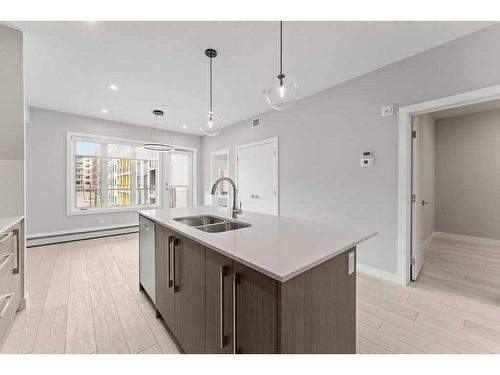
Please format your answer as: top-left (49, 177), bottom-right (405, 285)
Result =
top-left (173, 215), bottom-right (251, 233)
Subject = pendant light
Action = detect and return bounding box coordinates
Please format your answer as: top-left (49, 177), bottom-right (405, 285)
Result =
top-left (143, 109), bottom-right (175, 152)
top-left (265, 21), bottom-right (299, 111)
top-left (200, 48), bottom-right (222, 136)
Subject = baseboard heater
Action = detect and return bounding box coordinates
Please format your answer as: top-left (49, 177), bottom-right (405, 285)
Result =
top-left (27, 224), bottom-right (139, 247)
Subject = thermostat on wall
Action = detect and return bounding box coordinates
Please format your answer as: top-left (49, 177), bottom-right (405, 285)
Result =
top-left (360, 151), bottom-right (374, 168)
top-left (361, 151), bottom-right (373, 158)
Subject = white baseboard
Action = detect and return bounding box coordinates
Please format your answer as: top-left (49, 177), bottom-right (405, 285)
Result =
top-left (433, 231), bottom-right (500, 247)
top-left (356, 263), bottom-right (399, 284)
top-left (27, 223), bottom-right (138, 247)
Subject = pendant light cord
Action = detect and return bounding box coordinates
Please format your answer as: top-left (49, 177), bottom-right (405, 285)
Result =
top-left (279, 20), bottom-right (283, 76)
top-left (151, 113), bottom-right (157, 143)
top-left (209, 56), bottom-right (213, 113)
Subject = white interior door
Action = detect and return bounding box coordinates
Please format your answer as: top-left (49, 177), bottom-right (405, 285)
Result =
top-left (236, 146), bottom-right (256, 212)
top-left (163, 149), bottom-right (194, 208)
top-left (411, 114), bottom-right (435, 280)
top-left (236, 138), bottom-right (278, 215)
top-left (254, 142), bottom-right (278, 215)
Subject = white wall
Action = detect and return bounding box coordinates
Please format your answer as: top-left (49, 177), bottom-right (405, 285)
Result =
top-left (435, 108), bottom-right (500, 240)
top-left (26, 107), bottom-right (202, 236)
top-left (202, 24), bottom-right (500, 276)
top-left (0, 25), bottom-right (25, 217)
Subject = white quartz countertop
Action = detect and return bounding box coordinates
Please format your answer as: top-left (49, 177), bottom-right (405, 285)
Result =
top-left (138, 206), bottom-right (376, 282)
top-left (0, 216), bottom-right (23, 234)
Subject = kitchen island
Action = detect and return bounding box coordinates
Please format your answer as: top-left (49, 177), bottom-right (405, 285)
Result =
top-left (138, 206), bottom-right (376, 354)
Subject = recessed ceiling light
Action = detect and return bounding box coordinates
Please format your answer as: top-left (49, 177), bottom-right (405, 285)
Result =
top-left (109, 84), bottom-right (119, 91)
top-left (182, 125), bottom-right (187, 129)
top-left (101, 108), bottom-right (109, 114)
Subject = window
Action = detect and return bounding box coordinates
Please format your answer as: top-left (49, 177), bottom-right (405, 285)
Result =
top-left (67, 132), bottom-right (161, 215)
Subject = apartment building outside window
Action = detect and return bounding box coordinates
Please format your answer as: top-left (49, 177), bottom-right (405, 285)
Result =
top-left (67, 132), bottom-right (161, 215)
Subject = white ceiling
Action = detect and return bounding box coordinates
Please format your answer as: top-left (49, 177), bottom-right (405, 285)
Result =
top-left (6, 21), bottom-right (496, 135)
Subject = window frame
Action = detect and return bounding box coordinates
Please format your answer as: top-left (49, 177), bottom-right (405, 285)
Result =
top-left (66, 131), bottom-right (163, 216)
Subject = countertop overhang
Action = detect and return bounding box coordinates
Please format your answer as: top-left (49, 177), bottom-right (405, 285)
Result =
top-left (0, 216), bottom-right (24, 234)
top-left (138, 206), bottom-right (376, 282)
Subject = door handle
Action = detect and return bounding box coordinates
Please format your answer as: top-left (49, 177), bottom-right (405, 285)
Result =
top-left (220, 265), bottom-right (228, 349)
top-left (422, 201), bottom-right (430, 206)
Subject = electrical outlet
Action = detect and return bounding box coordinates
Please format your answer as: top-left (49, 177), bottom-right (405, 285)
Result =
top-left (348, 251), bottom-right (355, 275)
top-left (99, 217), bottom-right (104, 224)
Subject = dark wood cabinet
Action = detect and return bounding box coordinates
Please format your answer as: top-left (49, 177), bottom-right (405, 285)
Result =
top-left (205, 250), bottom-right (279, 354)
top-left (155, 225), bottom-right (174, 329)
top-left (173, 235), bottom-right (206, 353)
top-left (205, 250), bottom-right (233, 353)
top-left (232, 261), bottom-right (279, 353)
top-left (148, 214), bottom-right (356, 354)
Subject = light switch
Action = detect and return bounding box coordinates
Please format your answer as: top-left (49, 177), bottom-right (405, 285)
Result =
top-left (348, 251), bottom-right (355, 275)
top-left (381, 104), bottom-right (394, 117)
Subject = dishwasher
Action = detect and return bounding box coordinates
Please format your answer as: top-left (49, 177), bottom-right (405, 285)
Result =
top-left (139, 216), bottom-right (156, 304)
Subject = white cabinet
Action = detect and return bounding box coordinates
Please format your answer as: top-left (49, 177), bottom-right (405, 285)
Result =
top-left (236, 138), bottom-right (278, 215)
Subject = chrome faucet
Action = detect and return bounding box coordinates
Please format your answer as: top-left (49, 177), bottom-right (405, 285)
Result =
top-left (211, 177), bottom-right (242, 218)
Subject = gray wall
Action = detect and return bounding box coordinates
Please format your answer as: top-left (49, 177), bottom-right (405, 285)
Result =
top-left (26, 107), bottom-right (202, 236)
top-left (202, 24), bottom-right (500, 276)
top-left (0, 24), bottom-right (24, 217)
top-left (436, 109), bottom-right (500, 240)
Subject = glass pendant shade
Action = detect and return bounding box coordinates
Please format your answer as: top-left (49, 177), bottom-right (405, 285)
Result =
top-left (265, 21), bottom-right (298, 111)
top-left (143, 110), bottom-right (175, 152)
top-left (200, 111), bottom-right (221, 136)
top-left (265, 74), bottom-right (299, 111)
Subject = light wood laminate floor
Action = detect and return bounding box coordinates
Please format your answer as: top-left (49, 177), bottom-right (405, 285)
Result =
top-left (2, 234), bottom-right (500, 354)
top-left (1, 234), bottom-right (178, 354)
top-left (356, 236), bottom-right (500, 354)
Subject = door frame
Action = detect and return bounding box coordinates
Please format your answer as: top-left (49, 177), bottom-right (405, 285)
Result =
top-left (210, 148), bottom-right (230, 207)
top-left (163, 145), bottom-right (198, 208)
top-left (235, 137), bottom-right (279, 215)
top-left (398, 84), bottom-right (500, 285)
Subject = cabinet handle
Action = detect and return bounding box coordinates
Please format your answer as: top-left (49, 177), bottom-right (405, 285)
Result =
top-left (13, 229), bottom-right (19, 274)
top-left (0, 253), bottom-right (13, 273)
top-left (0, 232), bottom-right (13, 244)
top-left (0, 293), bottom-right (14, 319)
top-left (172, 238), bottom-right (178, 293)
top-left (220, 265), bottom-right (228, 349)
top-left (167, 236), bottom-right (173, 288)
top-left (232, 272), bottom-right (239, 354)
